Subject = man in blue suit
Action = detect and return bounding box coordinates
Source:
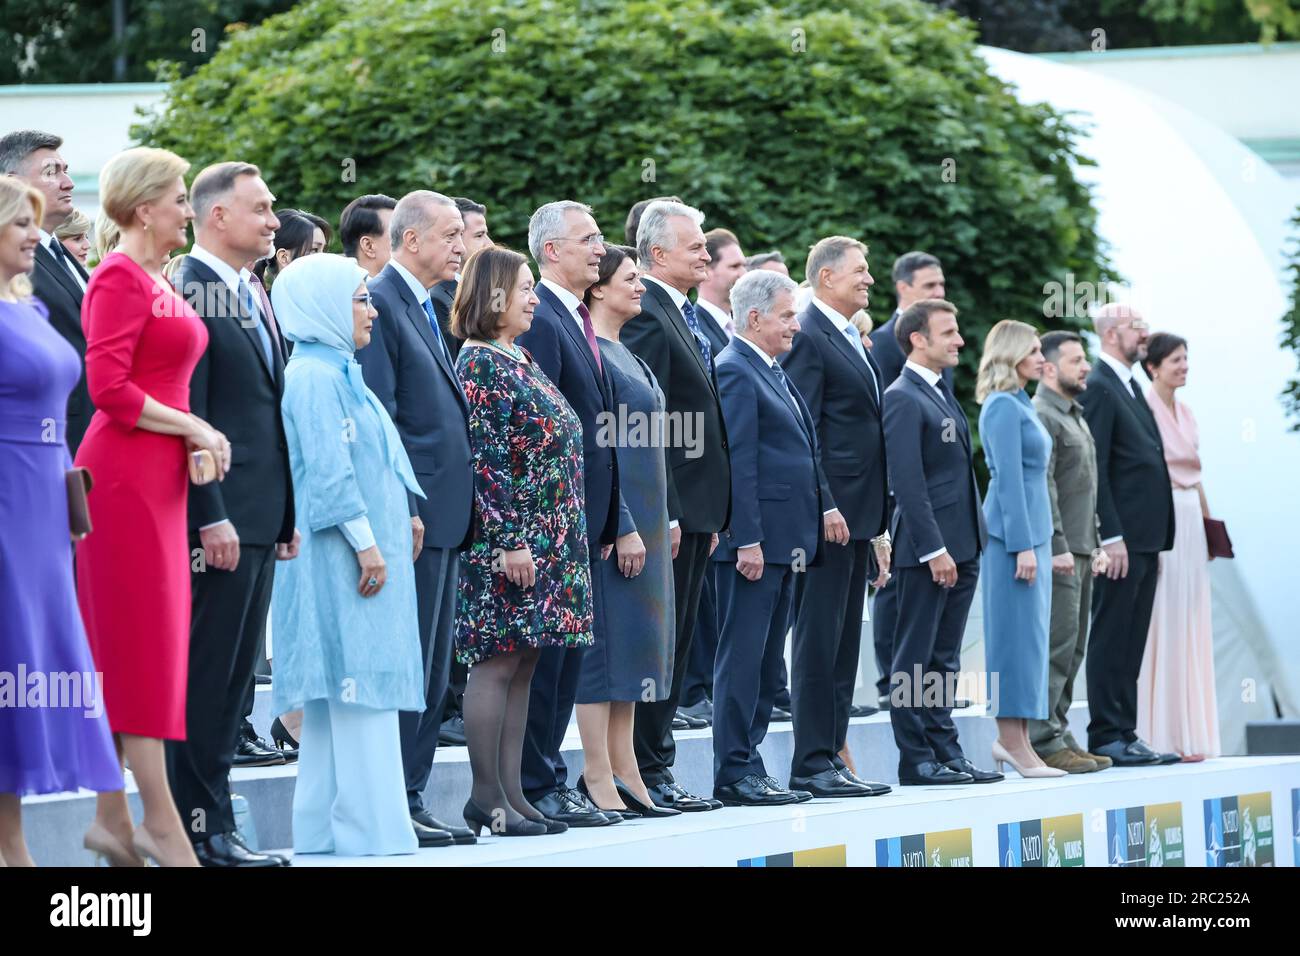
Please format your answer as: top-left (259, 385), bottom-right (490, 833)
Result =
top-left (516, 201), bottom-right (627, 827)
top-left (882, 299), bottom-right (1001, 786)
top-left (356, 190), bottom-right (476, 847)
top-left (711, 270), bottom-right (824, 806)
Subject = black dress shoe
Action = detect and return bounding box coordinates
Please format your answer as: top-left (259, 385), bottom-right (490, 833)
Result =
top-left (438, 714), bottom-right (467, 747)
top-left (677, 698), bottom-right (713, 725)
top-left (953, 698), bottom-right (973, 710)
top-left (675, 709), bottom-right (709, 729)
top-left (790, 768), bottom-right (874, 798)
top-left (233, 733), bottom-right (286, 767)
top-left (899, 760), bottom-right (974, 786)
top-left (876, 694), bottom-right (892, 711)
top-left (943, 757), bottom-right (1004, 783)
top-left (412, 808), bottom-right (475, 845)
top-left (671, 715), bottom-right (690, 730)
top-left (1091, 739), bottom-right (1161, 766)
top-left (834, 765), bottom-right (892, 794)
top-left (612, 777), bottom-right (682, 818)
top-left (849, 703), bottom-right (879, 717)
top-left (763, 775), bottom-right (812, 803)
top-left (194, 831), bottom-right (288, 867)
top-left (410, 816), bottom-right (454, 848)
top-left (568, 783), bottom-right (624, 824)
top-left (531, 788), bottom-right (612, 826)
top-left (646, 781), bottom-right (716, 812)
top-left (715, 773), bottom-right (799, 806)
top-left (770, 706), bottom-right (793, 722)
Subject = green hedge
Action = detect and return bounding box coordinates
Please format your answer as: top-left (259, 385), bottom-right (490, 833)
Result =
top-left (136, 0), bottom-right (1109, 415)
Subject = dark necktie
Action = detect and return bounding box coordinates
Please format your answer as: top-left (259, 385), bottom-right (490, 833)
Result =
top-left (421, 298), bottom-right (455, 372)
top-left (576, 302), bottom-right (602, 372)
top-left (238, 278), bottom-right (274, 369)
top-left (937, 377), bottom-right (963, 420)
top-left (50, 238), bottom-right (84, 287)
top-left (680, 299), bottom-right (712, 369)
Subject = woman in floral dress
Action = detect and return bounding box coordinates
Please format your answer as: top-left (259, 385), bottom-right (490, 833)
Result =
top-left (453, 246), bottom-right (592, 837)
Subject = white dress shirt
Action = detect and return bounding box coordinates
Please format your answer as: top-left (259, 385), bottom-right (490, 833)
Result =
top-left (903, 359), bottom-right (953, 563)
top-left (810, 295), bottom-right (879, 400)
top-left (539, 276), bottom-right (585, 332)
top-left (695, 296), bottom-right (733, 342)
top-left (388, 258), bottom-right (433, 307)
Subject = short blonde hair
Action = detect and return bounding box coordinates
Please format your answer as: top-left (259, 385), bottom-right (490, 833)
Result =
top-left (976, 319), bottom-right (1040, 404)
top-left (54, 207), bottom-right (91, 240)
top-left (0, 174), bottom-right (44, 297)
top-left (93, 210), bottom-right (120, 262)
top-left (99, 146), bottom-right (190, 229)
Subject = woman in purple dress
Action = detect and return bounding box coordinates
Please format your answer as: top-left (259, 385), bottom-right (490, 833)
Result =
top-left (0, 178), bottom-right (124, 865)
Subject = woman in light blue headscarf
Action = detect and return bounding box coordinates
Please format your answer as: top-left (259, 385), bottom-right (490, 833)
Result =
top-left (269, 253), bottom-right (426, 857)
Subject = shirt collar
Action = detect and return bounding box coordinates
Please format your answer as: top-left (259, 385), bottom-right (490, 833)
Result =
top-left (641, 273), bottom-right (689, 310)
top-left (539, 276), bottom-right (583, 320)
top-left (1098, 350), bottom-right (1134, 384)
top-left (905, 359), bottom-right (942, 388)
top-left (38, 228), bottom-right (57, 249)
top-left (735, 333), bottom-right (778, 369)
top-left (189, 244), bottom-right (246, 295)
top-left (810, 295), bottom-right (854, 334)
top-left (695, 296), bottom-right (731, 334)
top-left (388, 258), bottom-right (431, 305)
top-left (1035, 384), bottom-right (1081, 416)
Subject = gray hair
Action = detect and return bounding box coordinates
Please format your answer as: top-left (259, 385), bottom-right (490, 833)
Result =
top-left (1092, 300), bottom-right (1141, 336)
top-left (528, 200), bottom-right (593, 263)
top-left (636, 200), bottom-right (704, 267)
top-left (744, 250), bottom-right (785, 271)
top-left (390, 189), bottom-right (456, 248)
top-left (730, 269), bottom-right (797, 332)
top-left (190, 161), bottom-right (261, 223)
top-left (0, 129), bottom-right (62, 176)
top-left (806, 235), bottom-right (867, 289)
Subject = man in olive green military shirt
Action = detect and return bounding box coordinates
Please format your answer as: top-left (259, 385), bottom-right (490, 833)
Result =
top-left (1030, 331), bottom-right (1112, 773)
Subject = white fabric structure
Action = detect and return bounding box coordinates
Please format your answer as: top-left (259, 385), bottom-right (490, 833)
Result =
top-left (980, 48), bottom-right (1299, 751)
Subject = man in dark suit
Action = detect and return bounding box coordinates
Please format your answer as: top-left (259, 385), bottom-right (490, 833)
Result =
top-left (711, 270), bottom-right (822, 806)
top-left (167, 162), bottom-right (297, 866)
top-left (677, 227), bottom-right (743, 726)
top-left (516, 200), bottom-right (626, 827)
top-left (355, 190), bottom-right (477, 846)
top-left (622, 200), bottom-right (731, 812)
top-left (339, 193), bottom-right (397, 279)
top-left (782, 237), bottom-right (893, 798)
top-left (868, 251), bottom-right (949, 707)
top-left (882, 299), bottom-right (1001, 786)
top-left (428, 196), bottom-right (492, 365)
top-left (0, 129), bottom-right (92, 453)
top-left (1081, 303), bottom-right (1178, 766)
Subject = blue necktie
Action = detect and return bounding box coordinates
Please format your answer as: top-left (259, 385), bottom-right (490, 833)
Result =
top-left (238, 278), bottom-right (273, 368)
top-left (421, 297), bottom-right (454, 371)
top-left (681, 300), bottom-right (712, 369)
top-left (841, 325), bottom-right (880, 403)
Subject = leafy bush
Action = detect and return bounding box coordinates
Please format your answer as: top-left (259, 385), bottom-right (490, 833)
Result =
top-left (136, 0), bottom-right (1110, 412)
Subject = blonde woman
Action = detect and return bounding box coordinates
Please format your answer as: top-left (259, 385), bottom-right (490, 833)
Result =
top-left (54, 207), bottom-right (92, 266)
top-left (975, 319), bottom-right (1064, 778)
top-left (93, 210), bottom-right (119, 264)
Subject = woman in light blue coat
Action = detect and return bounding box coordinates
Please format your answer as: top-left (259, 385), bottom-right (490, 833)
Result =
top-left (270, 253), bottom-right (427, 855)
top-left (976, 320), bottom-right (1064, 779)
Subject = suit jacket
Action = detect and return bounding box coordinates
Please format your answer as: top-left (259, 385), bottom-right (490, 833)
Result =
top-left (356, 262), bottom-right (474, 549)
top-left (31, 242), bottom-right (93, 453)
top-left (429, 277), bottom-right (463, 360)
top-left (693, 297), bottom-right (731, 357)
top-left (870, 311), bottom-right (954, 392)
top-left (882, 367), bottom-right (986, 567)
top-left (1078, 360), bottom-right (1175, 554)
top-left (781, 304), bottom-right (889, 543)
top-left (175, 256), bottom-right (294, 545)
top-left (712, 340), bottom-right (823, 567)
top-left (515, 282), bottom-right (620, 551)
top-left (622, 278), bottom-right (731, 534)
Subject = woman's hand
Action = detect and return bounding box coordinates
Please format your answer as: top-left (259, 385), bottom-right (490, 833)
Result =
top-left (616, 531), bottom-right (646, 578)
top-left (357, 545), bottom-right (387, 597)
top-left (500, 547), bottom-right (536, 588)
top-left (187, 417), bottom-right (231, 478)
top-left (1014, 549), bottom-right (1037, 585)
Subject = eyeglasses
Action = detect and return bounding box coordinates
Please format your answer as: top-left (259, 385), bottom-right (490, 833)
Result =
top-left (548, 233), bottom-right (605, 248)
top-left (352, 292), bottom-right (373, 308)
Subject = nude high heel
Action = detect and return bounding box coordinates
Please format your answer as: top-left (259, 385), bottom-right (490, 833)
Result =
top-left (83, 822), bottom-right (145, 867)
top-left (992, 741), bottom-right (1067, 778)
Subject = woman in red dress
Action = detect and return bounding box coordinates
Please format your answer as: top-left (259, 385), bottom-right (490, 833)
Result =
top-left (76, 147), bottom-right (231, 867)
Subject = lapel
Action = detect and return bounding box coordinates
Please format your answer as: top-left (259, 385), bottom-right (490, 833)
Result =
top-left (537, 282), bottom-right (608, 401)
top-left (184, 258), bottom-right (275, 384)
top-left (384, 265), bottom-right (468, 413)
top-left (904, 366), bottom-right (969, 451)
top-left (1097, 360), bottom-right (1159, 442)
top-left (735, 339), bottom-right (813, 449)
top-left (695, 298), bottom-right (731, 354)
top-left (645, 279), bottom-right (713, 385)
top-left (807, 305), bottom-right (880, 411)
top-left (34, 243), bottom-right (85, 304)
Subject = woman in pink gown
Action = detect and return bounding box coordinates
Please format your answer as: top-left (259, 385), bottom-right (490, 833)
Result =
top-left (1137, 333), bottom-right (1220, 759)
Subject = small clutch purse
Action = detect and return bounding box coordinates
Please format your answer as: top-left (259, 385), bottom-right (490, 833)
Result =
top-left (66, 466), bottom-right (93, 539)
top-left (189, 449), bottom-right (217, 486)
top-left (1204, 518), bottom-right (1234, 559)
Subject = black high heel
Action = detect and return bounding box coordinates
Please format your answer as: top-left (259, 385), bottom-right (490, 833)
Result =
top-left (462, 800), bottom-right (547, 837)
top-left (270, 717), bottom-right (299, 754)
top-left (577, 774), bottom-right (639, 819)
top-left (613, 776), bottom-right (682, 818)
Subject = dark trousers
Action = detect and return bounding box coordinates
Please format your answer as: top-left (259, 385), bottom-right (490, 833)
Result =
top-left (520, 559), bottom-right (600, 801)
top-left (1086, 550), bottom-right (1159, 750)
top-left (635, 532), bottom-right (711, 786)
top-left (399, 545), bottom-right (459, 813)
top-left (680, 564), bottom-right (719, 707)
top-left (167, 542), bottom-right (275, 844)
top-left (872, 574), bottom-right (900, 699)
top-left (790, 539), bottom-right (869, 778)
top-left (442, 661), bottom-right (469, 721)
top-left (888, 559), bottom-right (978, 772)
top-left (712, 562), bottom-right (796, 787)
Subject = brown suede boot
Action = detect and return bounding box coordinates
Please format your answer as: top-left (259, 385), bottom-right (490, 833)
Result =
top-left (1040, 749), bottom-right (1099, 773)
top-left (1071, 745), bottom-right (1113, 769)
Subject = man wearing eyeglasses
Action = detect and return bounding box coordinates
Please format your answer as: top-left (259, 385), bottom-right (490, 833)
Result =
top-left (1080, 302), bottom-right (1178, 767)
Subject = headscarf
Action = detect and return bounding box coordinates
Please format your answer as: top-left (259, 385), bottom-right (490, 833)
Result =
top-left (271, 253), bottom-right (423, 498)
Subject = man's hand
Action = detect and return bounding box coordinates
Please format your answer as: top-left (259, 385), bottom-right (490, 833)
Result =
top-left (670, 524), bottom-right (682, 560)
top-left (927, 551), bottom-right (957, 588)
top-left (1102, 539), bottom-right (1128, 580)
top-left (1051, 552), bottom-right (1075, 576)
top-left (615, 531), bottom-right (646, 578)
top-left (200, 521), bottom-right (241, 571)
top-left (411, 516), bottom-right (425, 562)
top-left (823, 509), bottom-right (850, 545)
top-left (275, 528), bottom-right (301, 561)
top-left (736, 543), bottom-right (765, 582)
top-left (709, 532), bottom-right (719, 556)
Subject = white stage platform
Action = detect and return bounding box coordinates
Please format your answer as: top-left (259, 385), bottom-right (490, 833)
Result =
top-left (285, 756), bottom-right (1300, 867)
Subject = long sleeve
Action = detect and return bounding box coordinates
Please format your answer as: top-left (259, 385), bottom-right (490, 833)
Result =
top-left (1080, 384), bottom-right (1123, 541)
top-left (621, 310), bottom-right (677, 522)
top-left (1042, 418), bottom-right (1069, 556)
top-left (717, 361), bottom-right (762, 548)
top-left (281, 366), bottom-right (368, 533)
top-left (781, 334), bottom-right (836, 513)
top-left (982, 394), bottom-right (1035, 553)
top-left (82, 265), bottom-right (148, 427)
top-left (184, 298), bottom-right (230, 529)
top-left (355, 289), bottom-right (416, 518)
top-left (883, 388), bottom-right (945, 560)
top-left (461, 352), bottom-right (526, 553)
